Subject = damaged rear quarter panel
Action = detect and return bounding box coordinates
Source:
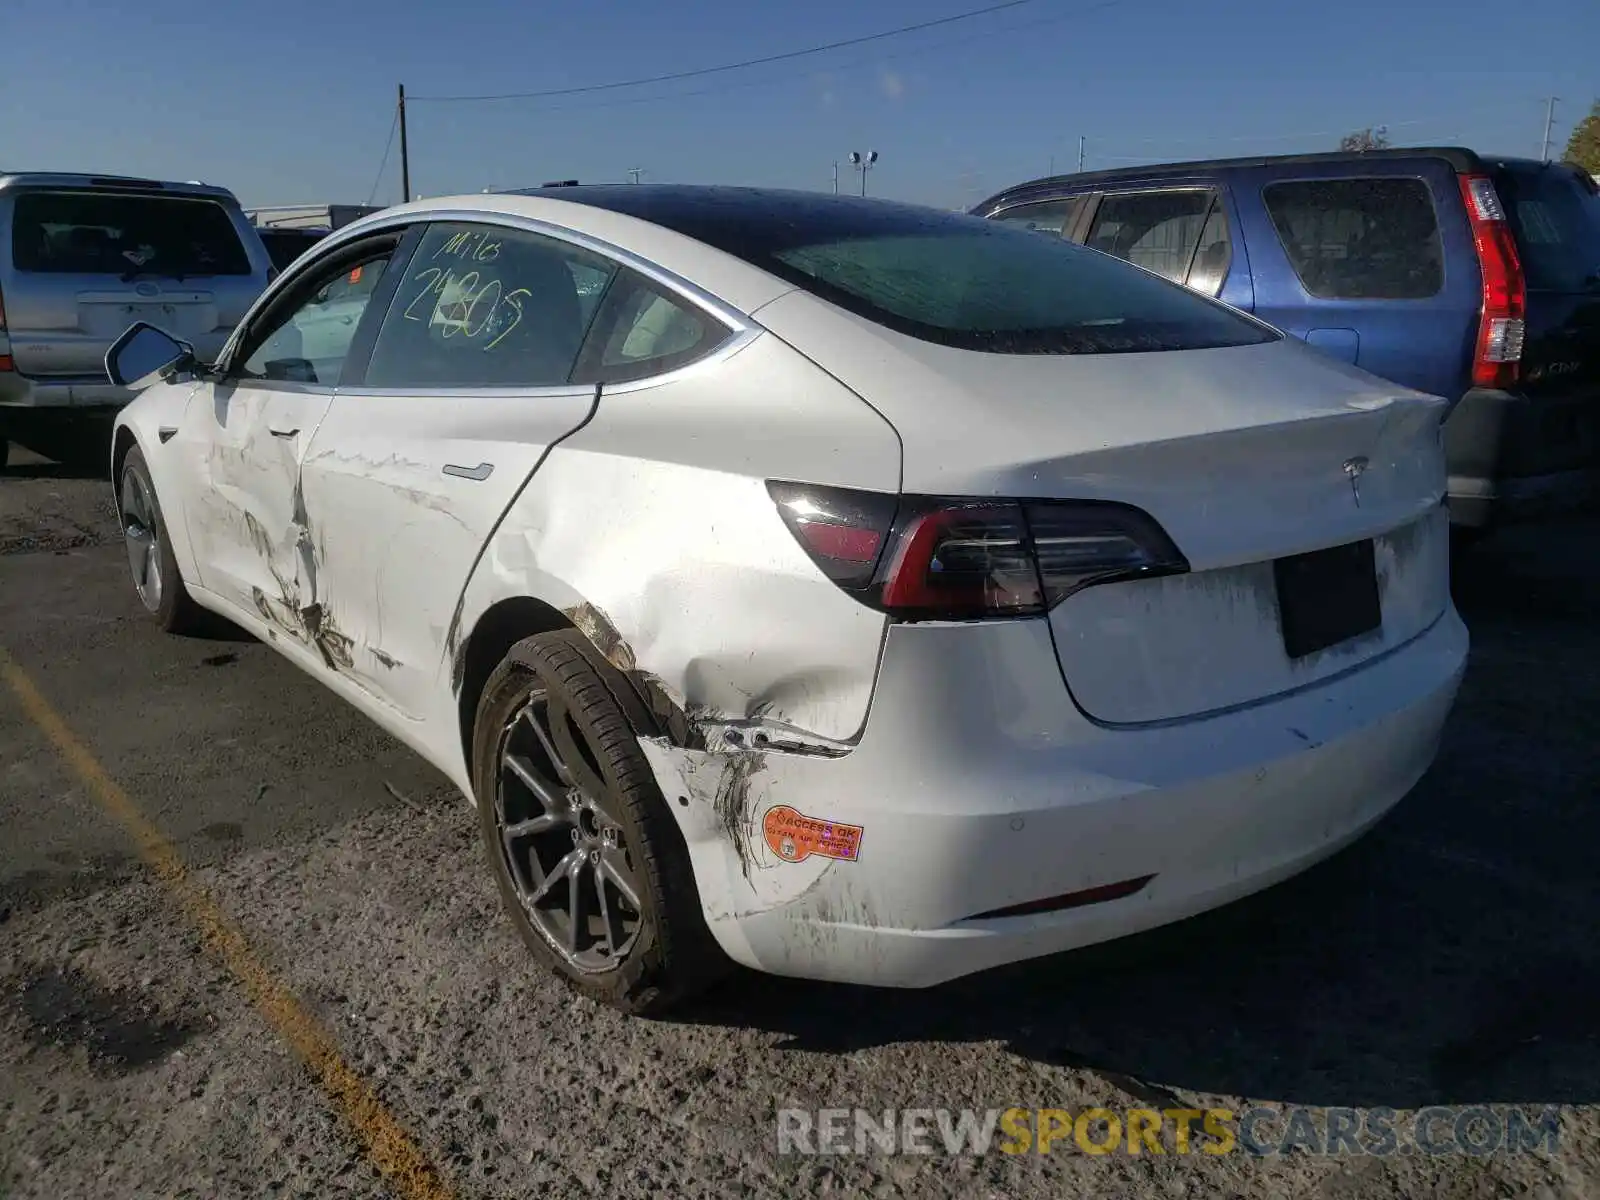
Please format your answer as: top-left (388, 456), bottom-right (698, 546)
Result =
top-left (450, 332), bottom-right (903, 930)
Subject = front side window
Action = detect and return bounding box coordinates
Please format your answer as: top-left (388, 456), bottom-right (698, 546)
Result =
top-left (1084, 190), bottom-right (1216, 283)
top-left (11, 190), bottom-right (253, 277)
top-left (239, 254), bottom-right (391, 385)
top-left (363, 223), bottom-right (617, 389)
top-left (1263, 178), bottom-right (1443, 300)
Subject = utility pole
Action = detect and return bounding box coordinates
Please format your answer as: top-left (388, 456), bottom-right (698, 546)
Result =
top-left (1541, 96), bottom-right (1559, 162)
top-left (627, 167), bottom-right (644, 184)
top-left (398, 83), bottom-right (411, 204)
top-left (1077, 135), bottom-right (1086, 172)
top-left (832, 161), bottom-right (839, 194)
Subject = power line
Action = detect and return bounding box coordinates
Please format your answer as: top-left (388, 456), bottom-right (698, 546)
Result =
top-left (365, 107), bottom-right (399, 206)
top-left (407, 4), bottom-right (1104, 117)
top-left (410, 0), bottom-right (1048, 102)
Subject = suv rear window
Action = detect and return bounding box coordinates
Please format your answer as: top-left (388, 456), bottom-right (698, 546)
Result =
top-left (1494, 165), bottom-right (1600, 294)
top-left (10, 190), bottom-right (253, 277)
top-left (1263, 178), bottom-right (1443, 300)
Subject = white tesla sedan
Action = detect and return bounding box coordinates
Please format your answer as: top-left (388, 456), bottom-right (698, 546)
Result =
top-left (106, 186), bottom-right (1468, 1013)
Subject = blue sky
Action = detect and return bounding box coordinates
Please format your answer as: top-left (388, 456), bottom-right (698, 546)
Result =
top-left (4, 0), bottom-right (1595, 211)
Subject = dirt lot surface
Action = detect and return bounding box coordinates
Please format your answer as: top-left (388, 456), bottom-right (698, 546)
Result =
top-left (2, 443), bottom-right (1597, 1199)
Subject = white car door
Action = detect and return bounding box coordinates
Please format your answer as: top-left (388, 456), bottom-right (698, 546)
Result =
top-left (296, 220), bottom-right (627, 720)
top-left (175, 233), bottom-right (403, 660)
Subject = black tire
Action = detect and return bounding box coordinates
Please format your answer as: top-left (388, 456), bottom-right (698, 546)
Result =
top-left (118, 445), bottom-right (205, 634)
top-left (472, 629), bottom-right (727, 1014)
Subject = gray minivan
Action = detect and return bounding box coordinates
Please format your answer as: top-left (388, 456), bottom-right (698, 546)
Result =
top-left (0, 173), bottom-right (272, 467)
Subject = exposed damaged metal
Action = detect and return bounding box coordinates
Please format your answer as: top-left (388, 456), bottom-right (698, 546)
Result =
top-left (710, 750), bottom-right (766, 881)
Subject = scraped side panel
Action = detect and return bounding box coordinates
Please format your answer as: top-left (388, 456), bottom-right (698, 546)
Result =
top-left (453, 335), bottom-right (902, 747)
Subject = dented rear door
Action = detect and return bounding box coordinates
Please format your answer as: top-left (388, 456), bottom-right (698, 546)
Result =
top-left (296, 221), bottom-right (613, 717)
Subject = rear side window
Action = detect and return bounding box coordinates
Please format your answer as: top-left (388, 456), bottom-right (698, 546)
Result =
top-left (364, 222), bottom-right (617, 389)
top-left (1263, 178), bottom-right (1443, 300)
top-left (1494, 166), bottom-right (1600, 293)
top-left (10, 190), bottom-right (253, 277)
top-left (989, 197), bottom-right (1084, 238)
top-left (1085, 190), bottom-right (1216, 283)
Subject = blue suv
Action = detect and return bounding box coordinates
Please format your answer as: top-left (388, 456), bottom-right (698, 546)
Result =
top-left (973, 148), bottom-right (1600, 534)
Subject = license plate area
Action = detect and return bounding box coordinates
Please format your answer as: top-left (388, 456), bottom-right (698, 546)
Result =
top-left (1273, 539), bottom-right (1381, 659)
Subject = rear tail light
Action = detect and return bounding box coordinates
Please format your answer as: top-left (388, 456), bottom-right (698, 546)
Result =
top-left (768, 482), bottom-right (1188, 619)
top-left (1458, 174), bottom-right (1527, 389)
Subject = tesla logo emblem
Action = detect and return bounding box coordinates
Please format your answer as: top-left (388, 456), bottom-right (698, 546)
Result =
top-left (1343, 456), bottom-right (1369, 506)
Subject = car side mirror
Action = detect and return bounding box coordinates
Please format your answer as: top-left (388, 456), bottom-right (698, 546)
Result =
top-left (105, 322), bottom-right (197, 390)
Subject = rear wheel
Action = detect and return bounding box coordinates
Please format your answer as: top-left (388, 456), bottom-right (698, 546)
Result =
top-left (472, 630), bottom-right (726, 1014)
top-left (118, 445), bottom-right (204, 633)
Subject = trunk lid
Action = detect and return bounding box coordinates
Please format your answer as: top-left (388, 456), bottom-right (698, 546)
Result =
top-left (755, 290), bottom-right (1451, 722)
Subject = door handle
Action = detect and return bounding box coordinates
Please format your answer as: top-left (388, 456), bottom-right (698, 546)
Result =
top-left (269, 426), bottom-right (300, 439)
top-left (443, 462), bottom-right (494, 481)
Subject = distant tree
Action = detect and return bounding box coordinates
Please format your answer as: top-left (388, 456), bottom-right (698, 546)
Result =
top-left (1339, 127), bottom-right (1392, 153)
top-left (1563, 99), bottom-right (1600, 175)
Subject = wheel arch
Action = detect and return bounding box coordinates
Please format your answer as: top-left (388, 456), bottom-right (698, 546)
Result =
top-left (111, 421), bottom-right (140, 492)
top-left (455, 596), bottom-right (576, 773)
top-left (454, 594), bottom-right (678, 783)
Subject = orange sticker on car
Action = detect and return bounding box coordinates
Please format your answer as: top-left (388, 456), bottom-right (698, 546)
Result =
top-left (762, 805), bottom-right (863, 864)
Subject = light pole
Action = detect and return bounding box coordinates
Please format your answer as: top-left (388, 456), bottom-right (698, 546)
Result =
top-left (848, 150), bottom-right (879, 197)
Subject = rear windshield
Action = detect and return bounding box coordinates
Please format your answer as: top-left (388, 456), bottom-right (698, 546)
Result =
top-left (10, 190), bottom-right (253, 278)
top-left (1494, 166), bottom-right (1600, 294)
top-left (630, 198), bottom-right (1275, 354)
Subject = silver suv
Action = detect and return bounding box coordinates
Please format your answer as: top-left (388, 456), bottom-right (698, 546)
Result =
top-left (0, 173), bottom-right (272, 468)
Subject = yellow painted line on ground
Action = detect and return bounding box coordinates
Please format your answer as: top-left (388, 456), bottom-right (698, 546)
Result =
top-left (0, 645), bottom-right (457, 1200)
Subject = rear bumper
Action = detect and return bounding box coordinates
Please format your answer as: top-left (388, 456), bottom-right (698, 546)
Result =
top-left (1444, 387), bottom-right (1600, 527)
top-left (643, 607), bottom-right (1468, 988)
top-left (0, 370), bottom-right (130, 410)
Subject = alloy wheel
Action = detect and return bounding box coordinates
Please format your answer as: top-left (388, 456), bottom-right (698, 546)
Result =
top-left (494, 687), bottom-right (645, 973)
top-left (120, 468), bottom-right (163, 612)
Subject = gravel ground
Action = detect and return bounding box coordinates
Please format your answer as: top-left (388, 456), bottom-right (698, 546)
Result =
top-left (1, 443), bottom-right (1597, 1199)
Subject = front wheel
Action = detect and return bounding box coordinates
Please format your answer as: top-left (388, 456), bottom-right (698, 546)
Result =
top-left (118, 445), bottom-right (204, 633)
top-left (472, 630), bottom-right (726, 1014)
